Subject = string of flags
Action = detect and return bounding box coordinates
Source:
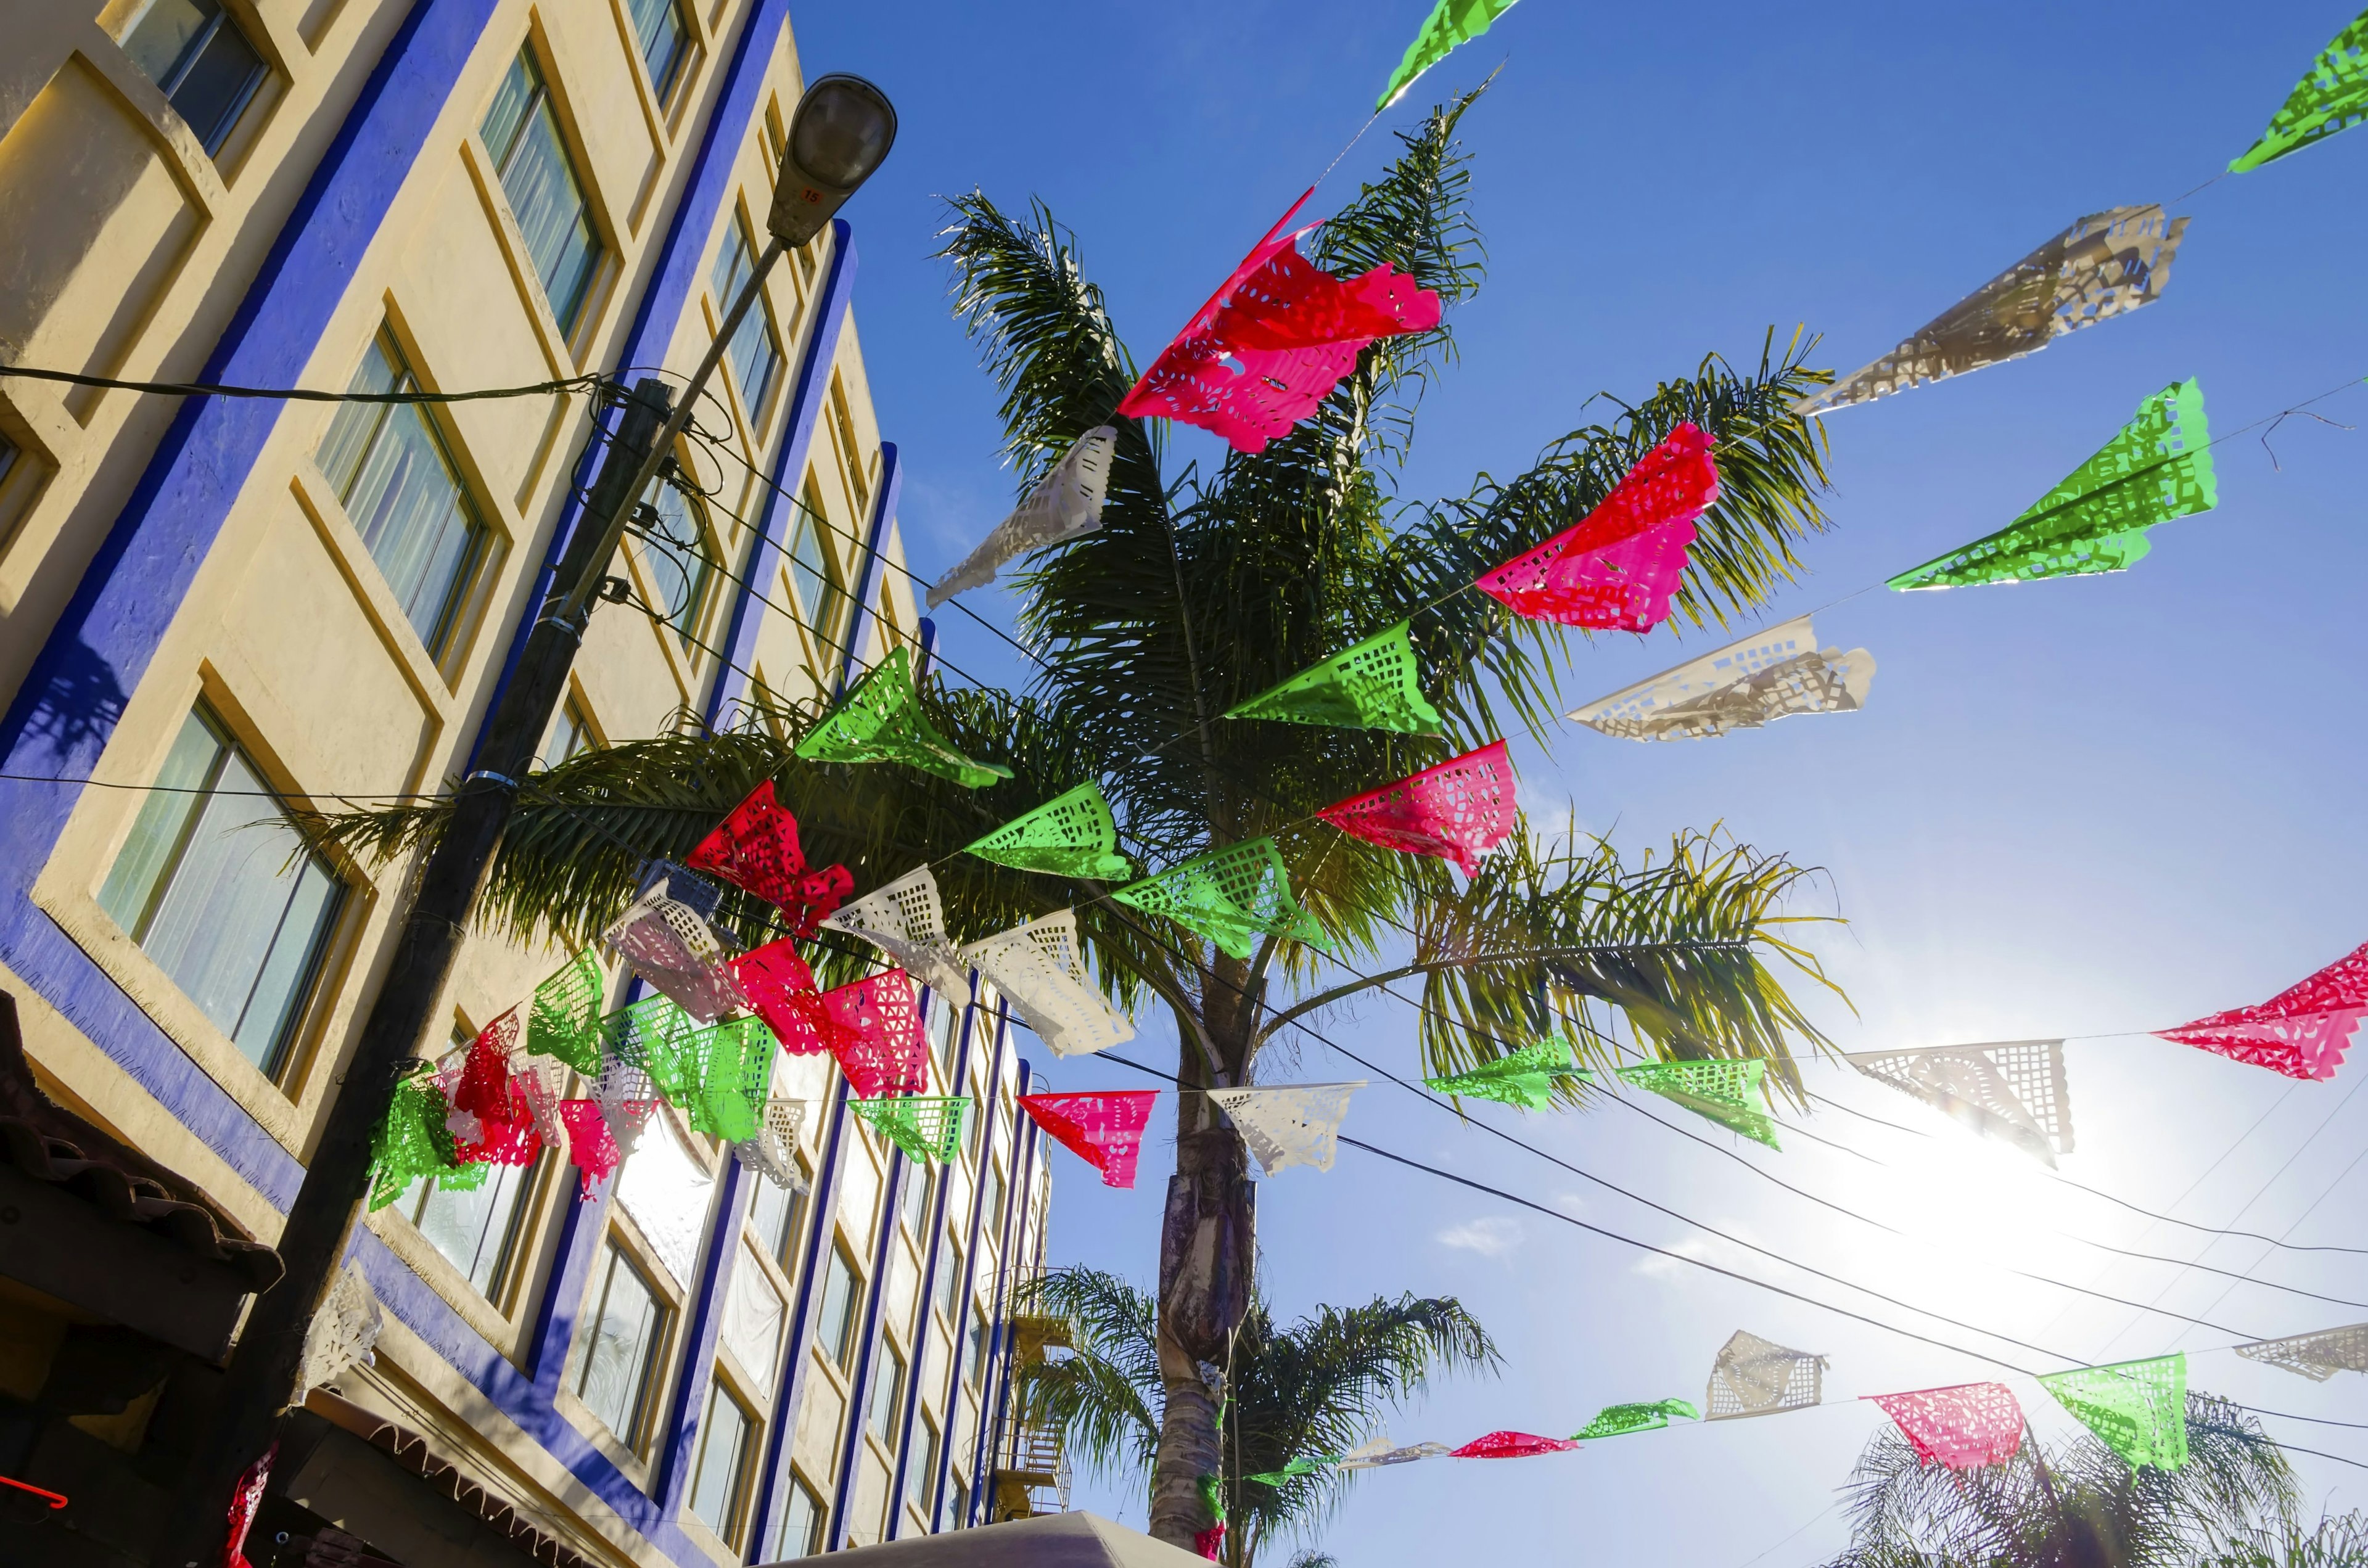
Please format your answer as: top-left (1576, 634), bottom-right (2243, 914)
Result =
top-left (1233, 1316), bottom-right (2368, 1489)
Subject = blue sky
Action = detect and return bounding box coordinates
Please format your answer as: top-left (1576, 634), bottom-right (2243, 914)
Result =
top-left (786, 1), bottom-right (2368, 1559)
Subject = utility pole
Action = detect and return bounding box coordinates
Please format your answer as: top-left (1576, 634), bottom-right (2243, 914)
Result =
top-left (153, 68), bottom-right (897, 1568)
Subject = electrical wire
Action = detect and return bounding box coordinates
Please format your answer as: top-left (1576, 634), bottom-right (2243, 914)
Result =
top-left (0, 363), bottom-right (614, 404)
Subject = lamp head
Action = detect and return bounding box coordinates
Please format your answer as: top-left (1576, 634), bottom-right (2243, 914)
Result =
top-left (765, 73), bottom-right (897, 247)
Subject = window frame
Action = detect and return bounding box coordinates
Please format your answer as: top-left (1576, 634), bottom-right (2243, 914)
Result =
top-left (397, 1143), bottom-right (544, 1305)
top-left (622, 0), bottom-right (695, 106)
top-left (120, 0), bottom-right (268, 157)
top-left (638, 469), bottom-right (723, 657)
top-left (770, 1469), bottom-right (827, 1560)
top-left (787, 478), bottom-right (845, 654)
top-left (572, 1236), bottom-right (675, 1453)
top-left (480, 46), bottom-right (607, 337)
top-left (708, 205), bottom-right (787, 429)
top-left (686, 1373), bottom-right (758, 1547)
top-left (818, 1236), bottom-right (865, 1372)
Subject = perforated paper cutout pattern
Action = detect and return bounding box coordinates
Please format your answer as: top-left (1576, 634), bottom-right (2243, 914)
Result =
top-left (1018, 1091), bottom-right (1161, 1188)
top-left (685, 780), bottom-right (852, 935)
top-left (1116, 192), bottom-right (1444, 454)
top-left (1869, 1383), bottom-right (2025, 1471)
top-left (963, 909), bottom-right (1136, 1059)
top-left (929, 427), bottom-right (1119, 606)
top-left (733, 1098), bottom-right (811, 1191)
top-left (1377, 0), bottom-right (1521, 110)
top-left (1613, 1059), bottom-right (1782, 1150)
top-left (852, 1096), bottom-right (971, 1165)
top-left (823, 866), bottom-right (972, 1001)
top-left (1848, 1040), bottom-right (2072, 1165)
top-left (2235, 1323), bottom-right (2368, 1382)
top-left (1570, 616), bottom-right (1875, 742)
top-left (2038, 1354), bottom-right (2188, 1471)
top-left (963, 782), bottom-right (1133, 881)
top-left (1798, 207), bottom-right (2190, 416)
top-left (1476, 424), bottom-right (1719, 631)
top-left (1572, 1399), bottom-right (1698, 1440)
top-left (1336, 1435), bottom-right (1451, 1469)
top-left (369, 1078), bottom-right (459, 1210)
top-left (1425, 1035), bottom-right (1578, 1112)
top-left (1209, 1082), bottom-right (1364, 1176)
top-left (2158, 942), bottom-right (2368, 1082)
top-left (687, 1017), bottom-right (775, 1143)
top-left (730, 938), bottom-right (831, 1055)
top-left (823, 969), bottom-right (931, 1099)
top-left (1890, 379), bottom-right (2216, 591)
top-left (608, 994), bottom-right (701, 1105)
top-left (1222, 620), bottom-right (1444, 735)
top-left (506, 1049), bottom-right (572, 1158)
top-left (1705, 1329), bottom-right (1827, 1421)
top-left (2230, 13), bottom-right (2368, 172)
top-left (559, 1099), bottom-right (620, 1195)
top-left (1318, 739), bottom-right (1517, 876)
top-left (592, 1054), bottom-right (660, 1164)
top-left (793, 644), bottom-right (1010, 789)
top-left (527, 950), bottom-right (607, 1073)
top-left (1113, 839), bottom-right (1329, 961)
top-left (1449, 1431), bottom-right (1581, 1459)
top-left (296, 1262), bottom-right (382, 1398)
top-left (601, 879), bottom-right (746, 1023)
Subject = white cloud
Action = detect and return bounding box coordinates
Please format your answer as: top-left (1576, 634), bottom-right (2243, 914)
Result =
top-left (1436, 1217), bottom-right (1521, 1257)
top-left (1630, 1233), bottom-right (1722, 1280)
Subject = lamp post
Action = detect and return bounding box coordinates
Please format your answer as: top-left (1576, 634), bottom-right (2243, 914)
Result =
top-left (154, 72), bottom-right (895, 1568)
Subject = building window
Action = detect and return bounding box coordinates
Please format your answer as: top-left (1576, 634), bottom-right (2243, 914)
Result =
top-left (926, 999), bottom-right (960, 1086)
top-left (933, 1239), bottom-right (961, 1328)
top-left (869, 1342), bottom-right (905, 1448)
top-left (829, 376), bottom-right (870, 515)
top-left (721, 1244), bottom-right (785, 1384)
top-left (575, 1242), bottom-right (668, 1447)
top-left (748, 1154), bottom-right (810, 1267)
top-left (538, 694), bottom-right (594, 771)
top-left (400, 1157), bottom-right (534, 1297)
top-left (710, 211), bottom-right (784, 421)
top-left (789, 484), bottom-right (842, 646)
top-left (641, 477), bottom-right (719, 652)
top-left (983, 1164), bottom-right (1006, 1239)
top-left (120, 0), bottom-right (266, 157)
top-left (0, 433), bottom-right (18, 488)
top-left (899, 1165), bottom-right (931, 1241)
top-left (966, 1303), bottom-right (990, 1391)
top-left (771, 1474), bottom-right (825, 1559)
top-left (97, 706), bottom-right (343, 1077)
top-left (906, 1412), bottom-right (941, 1522)
top-left (818, 1242), bottom-right (861, 1369)
top-left (482, 49), bottom-right (602, 334)
top-left (687, 1381), bottom-right (754, 1543)
top-left (316, 331), bottom-right (490, 654)
top-left (623, 0), bottom-right (691, 102)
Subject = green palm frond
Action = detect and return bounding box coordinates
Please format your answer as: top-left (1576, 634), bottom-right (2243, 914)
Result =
top-left (1014, 1269), bottom-right (1164, 1482)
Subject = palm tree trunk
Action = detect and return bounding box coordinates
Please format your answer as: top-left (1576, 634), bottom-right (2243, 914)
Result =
top-left (1151, 1109), bottom-right (1255, 1548)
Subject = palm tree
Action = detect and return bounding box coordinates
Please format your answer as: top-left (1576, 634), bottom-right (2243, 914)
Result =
top-left (1823, 1393), bottom-right (2304, 1568)
top-left (2198, 1512), bottom-right (2368, 1568)
top-left (316, 88), bottom-right (1844, 1545)
top-left (1017, 1266), bottom-right (1497, 1568)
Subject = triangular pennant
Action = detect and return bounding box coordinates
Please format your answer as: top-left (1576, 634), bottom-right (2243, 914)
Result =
top-left (1116, 192), bottom-right (1443, 454)
top-left (730, 938), bottom-right (834, 1055)
top-left (1868, 1382), bottom-right (2025, 1471)
top-left (1569, 615), bottom-right (1876, 743)
top-left (2235, 1322), bottom-right (2368, 1382)
top-left (821, 866), bottom-right (972, 1001)
top-left (449, 1011), bottom-right (537, 1167)
top-left (608, 994), bottom-right (704, 1106)
top-left (1796, 207), bottom-right (2189, 416)
top-left (1222, 621), bottom-right (1443, 735)
top-left (1889, 379), bottom-right (2216, 590)
top-left (1244, 1456), bottom-right (1337, 1487)
top-left (1018, 1091), bottom-right (1161, 1188)
top-left (928, 427), bottom-right (1119, 607)
top-left (1424, 1035), bottom-right (1578, 1112)
top-left (1112, 839), bottom-right (1329, 961)
top-left (1336, 1434), bottom-right (1450, 1469)
top-left (637, 856), bottom-right (724, 921)
top-left (793, 644), bottom-right (1011, 789)
top-left (1207, 1082), bottom-right (1364, 1176)
top-left (506, 1049), bottom-right (572, 1157)
top-left (2037, 1354), bottom-right (2188, 1471)
top-left (600, 877), bottom-right (746, 1023)
top-left (1475, 423), bottom-right (1719, 631)
top-left (823, 969), bottom-right (930, 1099)
top-left (559, 1099), bottom-right (619, 1196)
top-left (1318, 740), bottom-right (1517, 876)
top-left (962, 782), bottom-right (1133, 881)
top-left (962, 909), bottom-right (1136, 1059)
top-left (1572, 1398), bottom-right (1698, 1440)
top-left (685, 781), bottom-right (853, 935)
top-left (850, 1095), bottom-right (971, 1165)
top-left (1377, 0), bottom-right (1521, 110)
top-left (527, 949), bottom-right (607, 1073)
top-left (1449, 1431), bottom-right (1580, 1459)
top-left (1846, 1040), bottom-right (2072, 1166)
top-left (685, 1016), bottom-right (775, 1143)
top-left (1704, 1329), bottom-right (1827, 1420)
top-left (734, 1098), bottom-right (812, 1191)
top-left (2156, 942), bottom-right (2367, 1082)
top-left (592, 1053), bottom-right (660, 1162)
top-left (368, 1077), bottom-right (462, 1211)
top-left (2230, 12), bottom-right (2368, 172)
top-left (1611, 1059), bottom-right (1782, 1150)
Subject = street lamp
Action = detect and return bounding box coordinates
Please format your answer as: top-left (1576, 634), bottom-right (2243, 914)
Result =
top-left (768, 73), bottom-right (898, 245)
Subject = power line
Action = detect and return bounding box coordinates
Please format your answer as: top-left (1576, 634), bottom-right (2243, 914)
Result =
top-left (0, 363), bottom-right (612, 404)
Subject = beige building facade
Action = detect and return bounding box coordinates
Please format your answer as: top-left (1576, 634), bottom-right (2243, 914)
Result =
top-left (0, 2), bottom-right (1054, 1564)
